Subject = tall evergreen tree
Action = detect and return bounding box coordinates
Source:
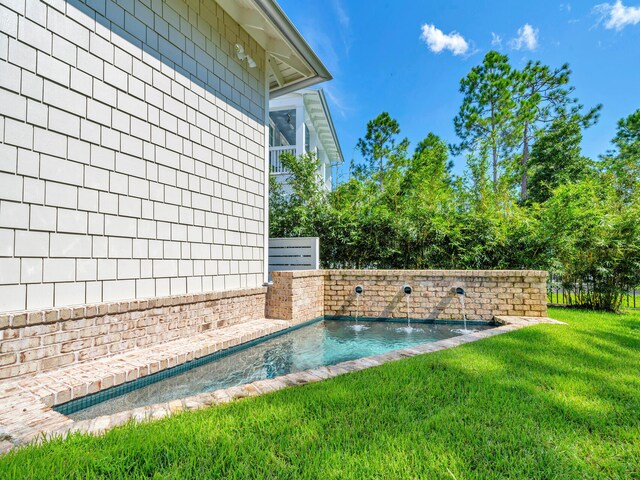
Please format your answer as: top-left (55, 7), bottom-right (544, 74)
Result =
top-left (404, 133), bottom-right (453, 194)
top-left (355, 112), bottom-right (409, 192)
top-left (528, 115), bottom-right (593, 204)
top-left (514, 61), bottom-right (600, 200)
top-left (454, 51), bottom-right (517, 189)
top-left (602, 108), bottom-right (640, 201)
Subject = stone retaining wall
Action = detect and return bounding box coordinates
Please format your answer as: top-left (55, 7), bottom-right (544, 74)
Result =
top-left (269, 270), bottom-right (547, 322)
top-left (0, 269), bottom-right (547, 381)
top-left (324, 270), bottom-right (547, 321)
top-left (266, 271), bottom-right (324, 324)
top-left (0, 288), bottom-right (267, 380)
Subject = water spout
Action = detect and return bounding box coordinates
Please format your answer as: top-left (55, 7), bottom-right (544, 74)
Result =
top-left (396, 285), bottom-right (422, 333)
top-left (452, 286), bottom-right (475, 335)
top-left (404, 285), bottom-right (412, 327)
top-left (350, 285), bottom-right (368, 332)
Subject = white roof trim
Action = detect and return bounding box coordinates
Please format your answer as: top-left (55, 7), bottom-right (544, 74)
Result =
top-left (302, 89), bottom-right (344, 164)
top-left (215, 0), bottom-right (332, 96)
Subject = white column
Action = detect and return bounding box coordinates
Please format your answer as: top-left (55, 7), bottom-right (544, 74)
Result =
top-left (295, 105), bottom-right (305, 157)
top-left (263, 66), bottom-right (270, 285)
top-left (309, 126), bottom-right (318, 154)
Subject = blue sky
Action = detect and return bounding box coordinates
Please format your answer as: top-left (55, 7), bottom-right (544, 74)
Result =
top-left (277, 0), bottom-right (640, 180)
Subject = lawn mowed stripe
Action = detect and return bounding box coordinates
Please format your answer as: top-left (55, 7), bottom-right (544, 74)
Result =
top-left (1, 308), bottom-right (638, 479)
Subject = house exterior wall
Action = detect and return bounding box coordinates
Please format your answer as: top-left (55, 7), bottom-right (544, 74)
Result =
top-left (0, 0), bottom-right (267, 313)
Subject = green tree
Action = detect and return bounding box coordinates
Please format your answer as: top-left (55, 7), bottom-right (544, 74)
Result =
top-left (454, 51), bottom-right (517, 188)
top-left (513, 61), bottom-right (601, 200)
top-left (355, 112), bottom-right (409, 192)
top-left (398, 134), bottom-right (455, 268)
top-left (542, 178), bottom-right (640, 311)
top-left (514, 62), bottom-right (601, 201)
top-left (602, 108), bottom-right (640, 201)
top-left (269, 152), bottom-right (327, 238)
top-left (527, 115), bottom-right (594, 204)
top-left (410, 134), bottom-right (453, 182)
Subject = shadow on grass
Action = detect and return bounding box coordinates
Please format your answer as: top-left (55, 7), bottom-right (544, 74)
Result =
top-left (1, 310), bottom-right (639, 479)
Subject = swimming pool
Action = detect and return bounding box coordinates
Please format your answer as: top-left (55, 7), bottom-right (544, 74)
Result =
top-left (58, 318), bottom-right (493, 421)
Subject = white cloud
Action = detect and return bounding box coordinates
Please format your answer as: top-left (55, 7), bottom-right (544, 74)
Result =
top-left (508, 24), bottom-right (539, 50)
top-left (332, 0), bottom-right (350, 29)
top-left (595, 1), bottom-right (640, 30)
top-left (420, 24), bottom-right (469, 56)
top-left (331, 0), bottom-right (352, 53)
top-left (491, 32), bottom-right (503, 47)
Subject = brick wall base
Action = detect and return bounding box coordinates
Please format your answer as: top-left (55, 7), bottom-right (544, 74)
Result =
top-left (0, 269), bottom-right (547, 381)
top-left (266, 271), bottom-right (324, 323)
top-left (0, 288), bottom-right (267, 380)
top-left (268, 269), bottom-right (547, 323)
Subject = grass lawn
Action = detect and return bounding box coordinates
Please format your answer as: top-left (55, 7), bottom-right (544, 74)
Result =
top-left (1, 308), bottom-right (639, 479)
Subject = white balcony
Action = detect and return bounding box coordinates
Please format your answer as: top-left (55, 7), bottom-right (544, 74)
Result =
top-left (269, 146), bottom-right (297, 174)
top-left (268, 89), bottom-right (343, 191)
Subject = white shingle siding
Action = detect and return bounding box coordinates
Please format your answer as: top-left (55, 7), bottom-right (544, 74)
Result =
top-left (0, 0), bottom-right (267, 311)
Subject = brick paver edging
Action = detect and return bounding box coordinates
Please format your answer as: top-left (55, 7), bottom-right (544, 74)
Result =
top-left (0, 315), bottom-right (564, 454)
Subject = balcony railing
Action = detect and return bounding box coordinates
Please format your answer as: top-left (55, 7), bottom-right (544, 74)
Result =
top-left (269, 146), bottom-right (296, 173)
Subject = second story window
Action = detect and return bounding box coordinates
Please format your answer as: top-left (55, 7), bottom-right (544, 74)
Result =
top-left (269, 109), bottom-right (296, 147)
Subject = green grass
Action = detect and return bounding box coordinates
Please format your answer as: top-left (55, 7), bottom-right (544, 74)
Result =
top-left (2, 308), bottom-right (639, 479)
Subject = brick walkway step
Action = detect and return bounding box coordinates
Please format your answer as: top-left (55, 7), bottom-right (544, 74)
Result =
top-left (0, 318), bottom-right (290, 448)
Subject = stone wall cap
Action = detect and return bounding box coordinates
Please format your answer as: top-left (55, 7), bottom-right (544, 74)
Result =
top-left (321, 269), bottom-right (546, 277)
top-left (270, 269), bottom-right (547, 280)
top-left (271, 270), bottom-right (326, 279)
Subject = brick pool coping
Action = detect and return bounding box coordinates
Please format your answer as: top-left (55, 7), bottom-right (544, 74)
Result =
top-left (0, 315), bottom-right (564, 454)
top-left (0, 317), bottom-right (292, 453)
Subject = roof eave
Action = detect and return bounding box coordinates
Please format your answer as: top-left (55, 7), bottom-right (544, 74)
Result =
top-left (316, 89), bottom-right (344, 164)
top-left (248, 0), bottom-right (332, 93)
top-left (270, 76), bottom-right (329, 99)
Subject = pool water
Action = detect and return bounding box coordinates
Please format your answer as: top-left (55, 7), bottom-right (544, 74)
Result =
top-left (64, 319), bottom-right (493, 420)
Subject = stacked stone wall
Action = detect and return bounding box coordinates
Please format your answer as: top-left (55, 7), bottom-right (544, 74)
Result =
top-left (269, 269), bottom-right (547, 323)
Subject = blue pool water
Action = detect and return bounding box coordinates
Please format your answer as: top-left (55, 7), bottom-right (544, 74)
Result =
top-left (65, 319), bottom-right (493, 420)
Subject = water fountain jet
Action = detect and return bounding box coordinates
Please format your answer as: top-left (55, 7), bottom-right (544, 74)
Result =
top-left (452, 286), bottom-right (476, 335)
top-left (396, 285), bottom-right (422, 333)
top-left (350, 285), bottom-right (369, 332)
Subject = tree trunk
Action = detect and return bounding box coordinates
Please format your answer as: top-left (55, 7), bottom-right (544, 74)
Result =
top-left (491, 104), bottom-right (498, 189)
top-left (492, 146), bottom-right (498, 189)
top-left (379, 156), bottom-right (384, 192)
top-left (521, 121), bottom-right (529, 201)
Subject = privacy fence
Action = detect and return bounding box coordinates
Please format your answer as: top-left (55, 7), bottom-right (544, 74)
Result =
top-left (547, 273), bottom-right (639, 309)
top-left (268, 237), bottom-right (320, 281)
